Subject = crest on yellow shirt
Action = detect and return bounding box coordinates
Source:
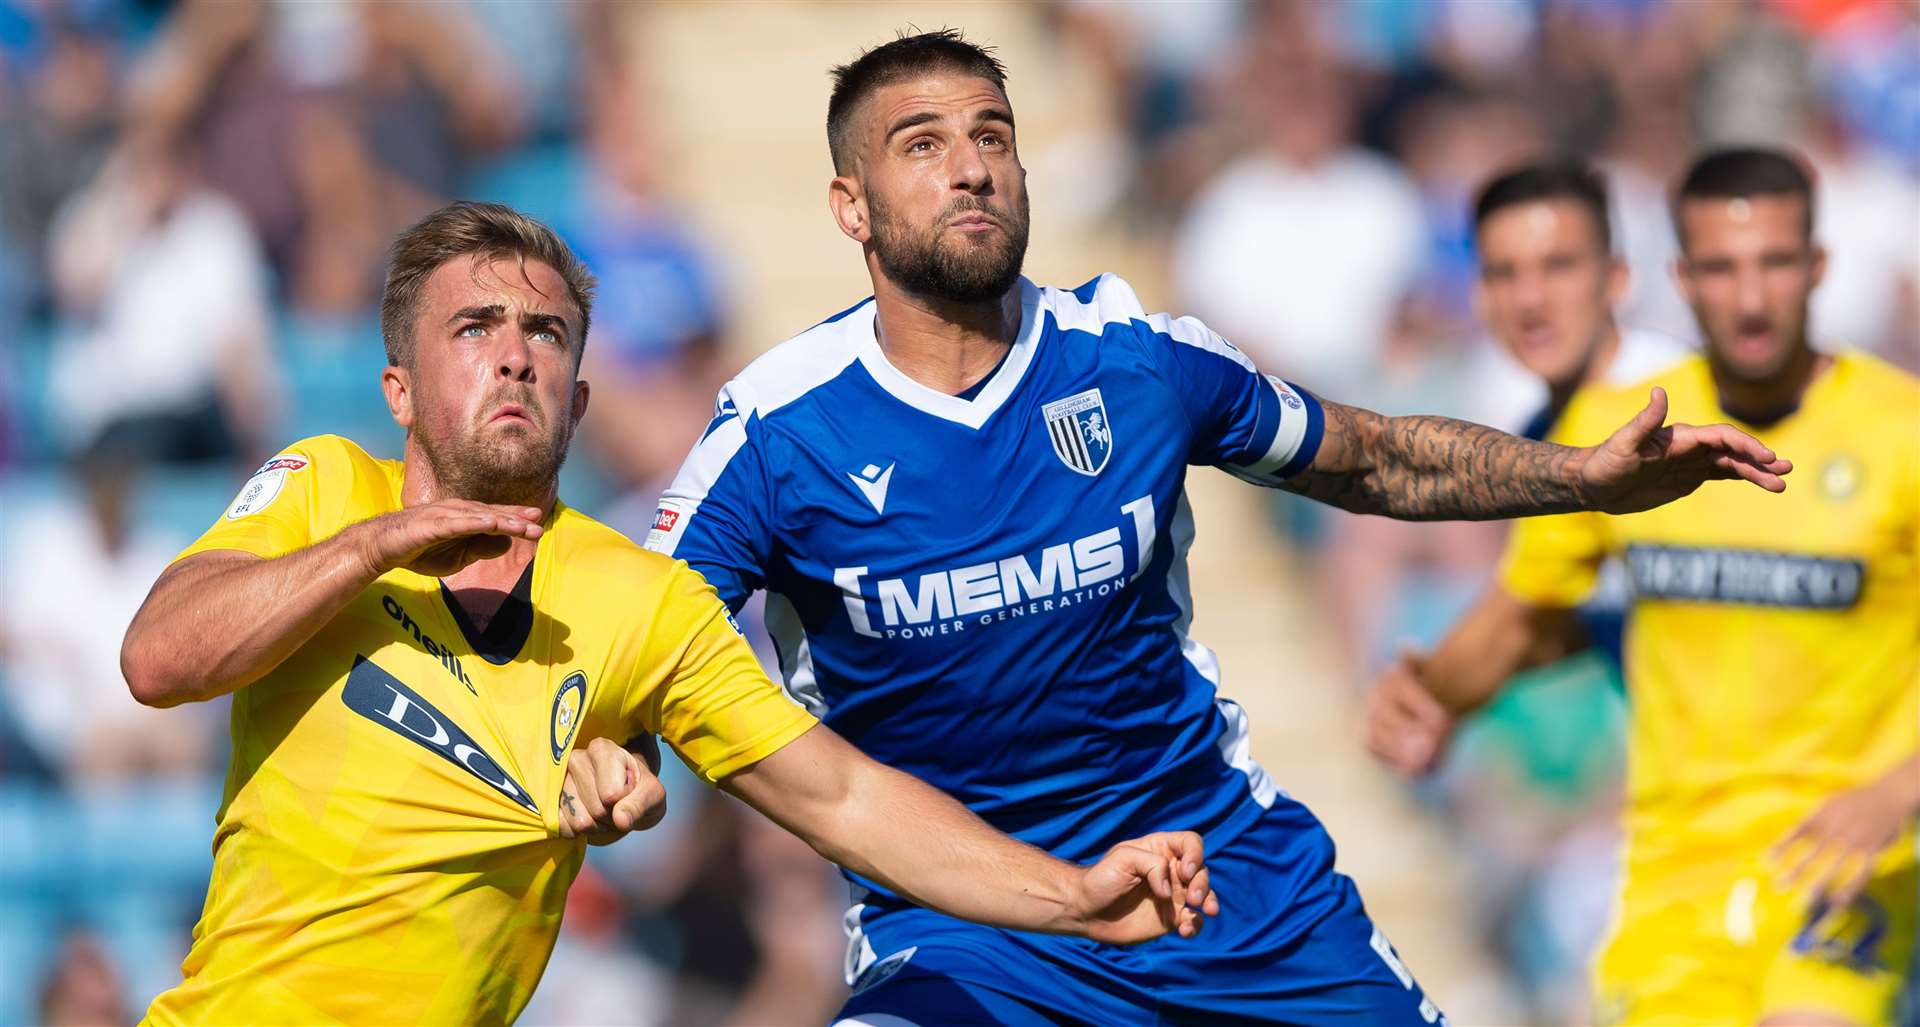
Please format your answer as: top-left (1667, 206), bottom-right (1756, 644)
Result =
top-left (550, 671), bottom-right (586, 763)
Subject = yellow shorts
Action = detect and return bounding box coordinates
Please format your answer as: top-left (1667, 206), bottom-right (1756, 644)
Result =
top-left (1594, 854), bottom-right (1915, 1026)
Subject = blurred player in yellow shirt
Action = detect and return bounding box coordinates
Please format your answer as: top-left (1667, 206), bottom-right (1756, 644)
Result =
top-left (120, 202), bottom-right (1218, 1026)
top-left (1366, 147), bottom-right (1918, 1025)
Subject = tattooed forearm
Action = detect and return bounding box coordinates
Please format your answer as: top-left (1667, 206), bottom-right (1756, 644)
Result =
top-left (1280, 400), bottom-right (1589, 520)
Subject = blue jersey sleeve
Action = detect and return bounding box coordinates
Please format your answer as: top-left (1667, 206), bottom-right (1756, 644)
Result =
top-left (643, 384), bottom-right (774, 611)
top-left (1134, 307), bottom-right (1324, 485)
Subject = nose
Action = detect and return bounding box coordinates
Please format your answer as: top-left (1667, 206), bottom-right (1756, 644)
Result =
top-left (1732, 264), bottom-right (1767, 319)
top-left (950, 140), bottom-right (991, 194)
top-left (496, 331), bottom-right (534, 382)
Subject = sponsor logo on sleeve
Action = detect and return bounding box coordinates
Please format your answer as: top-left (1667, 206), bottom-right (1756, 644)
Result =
top-left (224, 454), bottom-right (308, 520)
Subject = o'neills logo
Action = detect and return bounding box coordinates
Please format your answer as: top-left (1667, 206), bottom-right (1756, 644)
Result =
top-left (1626, 544), bottom-right (1865, 610)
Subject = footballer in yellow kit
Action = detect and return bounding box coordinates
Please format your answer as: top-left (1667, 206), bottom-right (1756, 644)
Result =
top-left (1363, 147), bottom-right (1918, 1026)
top-left (1503, 348), bottom-right (1919, 1024)
top-left (125, 202), bottom-right (1221, 1027)
top-left (144, 433), bottom-right (815, 1026)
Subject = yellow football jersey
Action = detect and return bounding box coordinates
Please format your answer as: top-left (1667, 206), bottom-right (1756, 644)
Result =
top-left (1500, 350), bottom-right (1920, 1022)
top-left (143, 435), bottom-right (816, 1026)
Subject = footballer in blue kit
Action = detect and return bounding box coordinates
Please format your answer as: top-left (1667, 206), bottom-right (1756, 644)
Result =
top-left (638, 30), bottom-right (1796, 1026)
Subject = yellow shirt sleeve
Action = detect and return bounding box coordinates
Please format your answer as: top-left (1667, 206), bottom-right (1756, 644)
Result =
top-left (175, 436), bottom-right (358, 563)
top-left (626, 562), bottom-right (817, 783)
top-left (1497, 393), bottom-right (1618, 608)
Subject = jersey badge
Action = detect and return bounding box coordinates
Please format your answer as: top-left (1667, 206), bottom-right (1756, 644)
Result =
top-left (1817, 453), bottom-right (1863, 503)
top-left (1042, 388), bottom-right (1112, 476)
top-left (550, 671), bottom-right (586, 763)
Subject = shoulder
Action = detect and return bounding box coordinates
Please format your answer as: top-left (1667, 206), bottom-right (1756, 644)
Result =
top-left (1042, 272), bottom-right (1253, 370)
top-left (546, 503), bottom-right (694, 601)
top-left (1835, 349), bottom-right (1920, 409)
top-left (257, 434), bottom-right (391, 496)
top-left (725, 298), bottom-right (874, 421)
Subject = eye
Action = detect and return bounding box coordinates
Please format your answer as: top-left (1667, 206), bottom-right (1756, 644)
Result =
top-left (458, 324), bottom-right (486, 338)
top-left (532, 328), bottom-right (561, 344)
top-left (907, 137), bottom-right (935, 154)
top-left (978, 132), bottom-right (1005, 149)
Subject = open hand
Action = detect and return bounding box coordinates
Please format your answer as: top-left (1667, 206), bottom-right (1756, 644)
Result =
top-left (1774, 772), bottom-right (1918, 912)
top-left (1072, 831), bottom-right (1220, 945)
top-left (356, 499), bottom-right (546, 577)
top-left (557, 737), bottom-right (667, 843)
top-left (1576, 387), bottom-right (1793, 514)
top-left (1364, 648), bottom-right (1456, 776)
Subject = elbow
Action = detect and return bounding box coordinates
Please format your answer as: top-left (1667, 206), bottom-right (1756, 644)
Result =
top-left (121, 631), bottom-right (194, 708)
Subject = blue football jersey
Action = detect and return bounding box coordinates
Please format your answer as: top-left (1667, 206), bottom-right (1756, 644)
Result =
top-left (646, 273), bottom-right (1325, 888)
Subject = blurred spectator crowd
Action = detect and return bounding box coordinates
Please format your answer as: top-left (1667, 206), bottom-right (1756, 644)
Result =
top-left (0, 0), bottom-right (1912, 1024)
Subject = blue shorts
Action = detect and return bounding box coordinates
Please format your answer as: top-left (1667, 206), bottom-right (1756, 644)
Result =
top-left (836, 801), bottom-right (1445, 1026)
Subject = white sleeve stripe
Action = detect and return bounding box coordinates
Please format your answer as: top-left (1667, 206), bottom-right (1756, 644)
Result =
top-left (1141, 311), bottom-right (1257, 373)
top-left (1233, 377), bottom-right (1313, 479)
top-left (643, 412), bottom-right (748, 556)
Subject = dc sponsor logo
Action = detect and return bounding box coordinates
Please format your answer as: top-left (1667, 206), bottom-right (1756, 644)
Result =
top-left (224, 452), bottom-right (307, 520)
top-left (651, 507), bottom-right (680, 533)
top-left (848, 946), bottom-right (917, 996)
top-left (342, 655), bottom-right (537, 812)
top-left (1041, 387), bottom-right (1112, 476)
top-left (550, 671), bottom-right (587, 763)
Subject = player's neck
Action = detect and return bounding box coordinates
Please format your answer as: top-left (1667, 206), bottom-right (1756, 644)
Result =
top-left (871, 281), bottom-right (1020, 396)
top-left (400, 447), bottom-right (549, 591)
top-left (1713, 343), bottom-right (1831, 427)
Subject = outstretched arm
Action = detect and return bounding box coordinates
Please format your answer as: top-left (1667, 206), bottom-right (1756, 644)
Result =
top-left (1364, 586), bottom-right (1586, 775)
top-left (719, 724), bottom-right (1218, 944)
top-left (1282, 387), bottom-right (1791, 520)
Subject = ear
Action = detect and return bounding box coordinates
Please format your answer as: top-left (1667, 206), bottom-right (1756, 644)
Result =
top-left (1606, 254), bottom-right (1630, 307)
top-left (1670, 256), bottom-right (1696, 307)
top-left (829, 175), bottom-right (870, 243)
top-left (382, 365), bottom-right (414, 430)
top-left (1808, 242), bottom-right (1827, 290)
top-left (1469, 273), bottom-right (1490, 327)
top-left (571, 376), bottom-right (590, 428)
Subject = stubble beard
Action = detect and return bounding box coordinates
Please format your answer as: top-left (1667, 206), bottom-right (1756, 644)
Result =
top-left (869, 191), bottom-right (1031, 305)
top-left (416, 393), bottom-right (573, 507)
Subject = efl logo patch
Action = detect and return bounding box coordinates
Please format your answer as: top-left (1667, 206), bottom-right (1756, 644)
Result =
top-left (550, 671), bottom-right (586, 763)
top-left (1042, 388), bottom-right (1112, 476)
top-left (224, 453), bottom-right (308, 520)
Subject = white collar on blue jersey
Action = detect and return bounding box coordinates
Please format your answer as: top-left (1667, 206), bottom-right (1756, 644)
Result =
top-left (854, 277), bottom-right (1043, 430)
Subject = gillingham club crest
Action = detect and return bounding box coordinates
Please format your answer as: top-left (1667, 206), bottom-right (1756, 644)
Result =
top-left (1042, 388), bottom-right (1112, 476)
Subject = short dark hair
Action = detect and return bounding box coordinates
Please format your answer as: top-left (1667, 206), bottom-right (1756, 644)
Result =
top-left (379, 201), bottom-right (597, 368)
top-left (1672, 146), bottom-right (1815, 245)
top-left (1472, 161), bottom-right (1613, 253)
top-left (827, 28), bottom-right (1009, 175)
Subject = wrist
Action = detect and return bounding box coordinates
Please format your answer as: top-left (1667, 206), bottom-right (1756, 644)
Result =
top-left (1562, 445), bottom-right (1595, 509)
top-left (1879, 760), bottom-right (1920, 815)
top-left (339, 518), bottom-right (391, 579)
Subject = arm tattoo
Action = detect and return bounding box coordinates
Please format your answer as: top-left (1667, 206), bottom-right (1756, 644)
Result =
top-left (1279, 399), bottom-right (1589, 520)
